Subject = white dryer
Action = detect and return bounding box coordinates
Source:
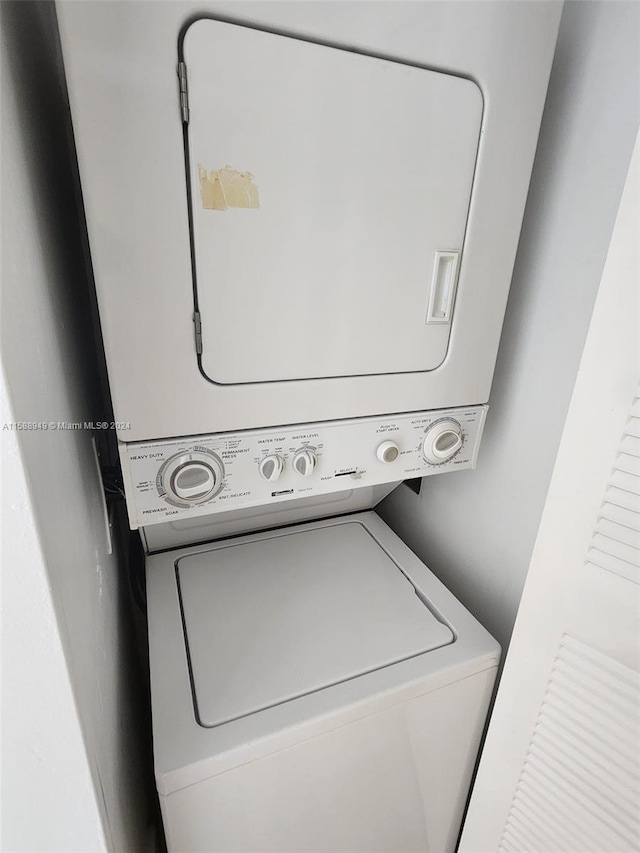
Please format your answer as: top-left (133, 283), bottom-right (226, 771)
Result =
top-left (148, 513), bottom-right (500, 852)
top-left (56, 3), bottom-right (561, 442)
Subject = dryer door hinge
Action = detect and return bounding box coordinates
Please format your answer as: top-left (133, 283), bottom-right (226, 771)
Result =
top-left (177, 61), bottom-right (189, 124)
top-left (193, 311), bottom-right (203, 354)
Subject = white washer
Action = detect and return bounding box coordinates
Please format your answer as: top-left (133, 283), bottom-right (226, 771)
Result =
top-left (147, 512), bottom-right (500, 852)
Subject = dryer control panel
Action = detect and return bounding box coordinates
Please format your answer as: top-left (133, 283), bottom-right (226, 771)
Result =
top-left (120, 406), bottom-right (488, 529)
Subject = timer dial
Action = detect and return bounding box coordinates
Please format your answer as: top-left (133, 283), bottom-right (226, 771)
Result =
top-left (292, 448), bottom-right (317, 477)
top-left (172, 462), bottom-right (216, 500)
top-left (259, 454), bottom-right (285, 481)
top-left (422, 419), bottom-right (463, 465)
top-left (157, 447), bottom-right (224, 506)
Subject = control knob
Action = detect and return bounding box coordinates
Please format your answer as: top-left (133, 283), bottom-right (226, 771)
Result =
top-left (158, 447), bottom-right (224, 506)
top-left (376, 440), bottom-right (400, 463)
top-left (259, 454), bottom-right (284, 481)
top-left (422, 419), bottom-right (463, 465)
top-left (292, 448), bottom-right (317, 477)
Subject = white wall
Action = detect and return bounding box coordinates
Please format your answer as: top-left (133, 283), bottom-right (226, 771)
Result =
top-left (1, 3), bottom-right (150, 850)
top-left (1, 377), bottom-right (107, 852)
top-left (379, 0), bottom-right (640, 652)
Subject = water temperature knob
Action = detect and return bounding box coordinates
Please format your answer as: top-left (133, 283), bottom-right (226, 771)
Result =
top-left (259, 454), bottom-right (284, 481)
top-left (293, 448), bottom-right (317, 477)
top-left (422, 419), bottom-right (463, 465)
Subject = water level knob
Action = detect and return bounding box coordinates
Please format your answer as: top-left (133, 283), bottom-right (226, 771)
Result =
top-left (292, 448), bottom-right (317, 477)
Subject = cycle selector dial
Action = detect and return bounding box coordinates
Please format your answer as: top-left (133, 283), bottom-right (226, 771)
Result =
top-left (172, 463), bottom-right (216, 500)
top-left (422, 419), bottom-right (464, 464)
top-left (259, 454), bottom-right (284, 481)
top-left (292, 448), bottom-right (317, 477)
top-left (376, 440), bottom-right (400, 463)
top-left (157, 448), bottom-right (224, 506)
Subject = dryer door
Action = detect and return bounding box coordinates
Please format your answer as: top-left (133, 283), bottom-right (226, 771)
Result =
top-left (183, 20), bottom-right (482, 386)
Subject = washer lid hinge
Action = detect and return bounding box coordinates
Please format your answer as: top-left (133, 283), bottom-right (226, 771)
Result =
top-left (177, 61), bottom-right (189, 124)
top-left (193, 311), bottom-right (202, 354)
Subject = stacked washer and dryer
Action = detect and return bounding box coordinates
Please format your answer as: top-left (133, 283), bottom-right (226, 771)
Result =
top-left (57, 3), bottom-right (561, 851)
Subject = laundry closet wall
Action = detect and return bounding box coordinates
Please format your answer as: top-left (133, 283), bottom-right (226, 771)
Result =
top-left (1, 3), bottom-right (149, 850)
top-left (380, 0), bottom-right (640, 652)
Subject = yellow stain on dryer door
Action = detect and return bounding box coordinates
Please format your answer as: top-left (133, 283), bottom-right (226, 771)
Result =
top-left (198, 165), bottom-right (259, 210)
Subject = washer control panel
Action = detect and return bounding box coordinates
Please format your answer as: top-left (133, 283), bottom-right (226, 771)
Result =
top-left (120, 405), bottom-right (488, 528)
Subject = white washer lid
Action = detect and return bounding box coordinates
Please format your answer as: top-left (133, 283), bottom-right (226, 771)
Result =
top-left (177, 521), bottom-right (454, 728)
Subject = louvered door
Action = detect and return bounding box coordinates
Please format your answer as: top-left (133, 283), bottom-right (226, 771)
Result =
top-left (588, 398), bottom-right (639, 584)
top-left (460, 135), bottom-right (639, 853)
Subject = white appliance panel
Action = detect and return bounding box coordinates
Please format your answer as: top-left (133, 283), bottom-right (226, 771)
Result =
top-left (185, 20), bottom-right (482, 384)
top-left (179, 522), bottom-right (454, 727)
top-left (121, 405), bottom-right (487, 529)
top-left (57, 2), bottom-right (561, 440)
top-left (142, 482), bottom-right (400, 552)
top-left (161, 670), bottom-right (496, 853)
top-left (147, 513), bottom-right (500, 851)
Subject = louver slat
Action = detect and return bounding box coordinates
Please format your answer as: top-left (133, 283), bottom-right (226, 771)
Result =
top-left (586, 392), bottom-right (640, 584)
top-left (500, 635), bottom-right (640, 853)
